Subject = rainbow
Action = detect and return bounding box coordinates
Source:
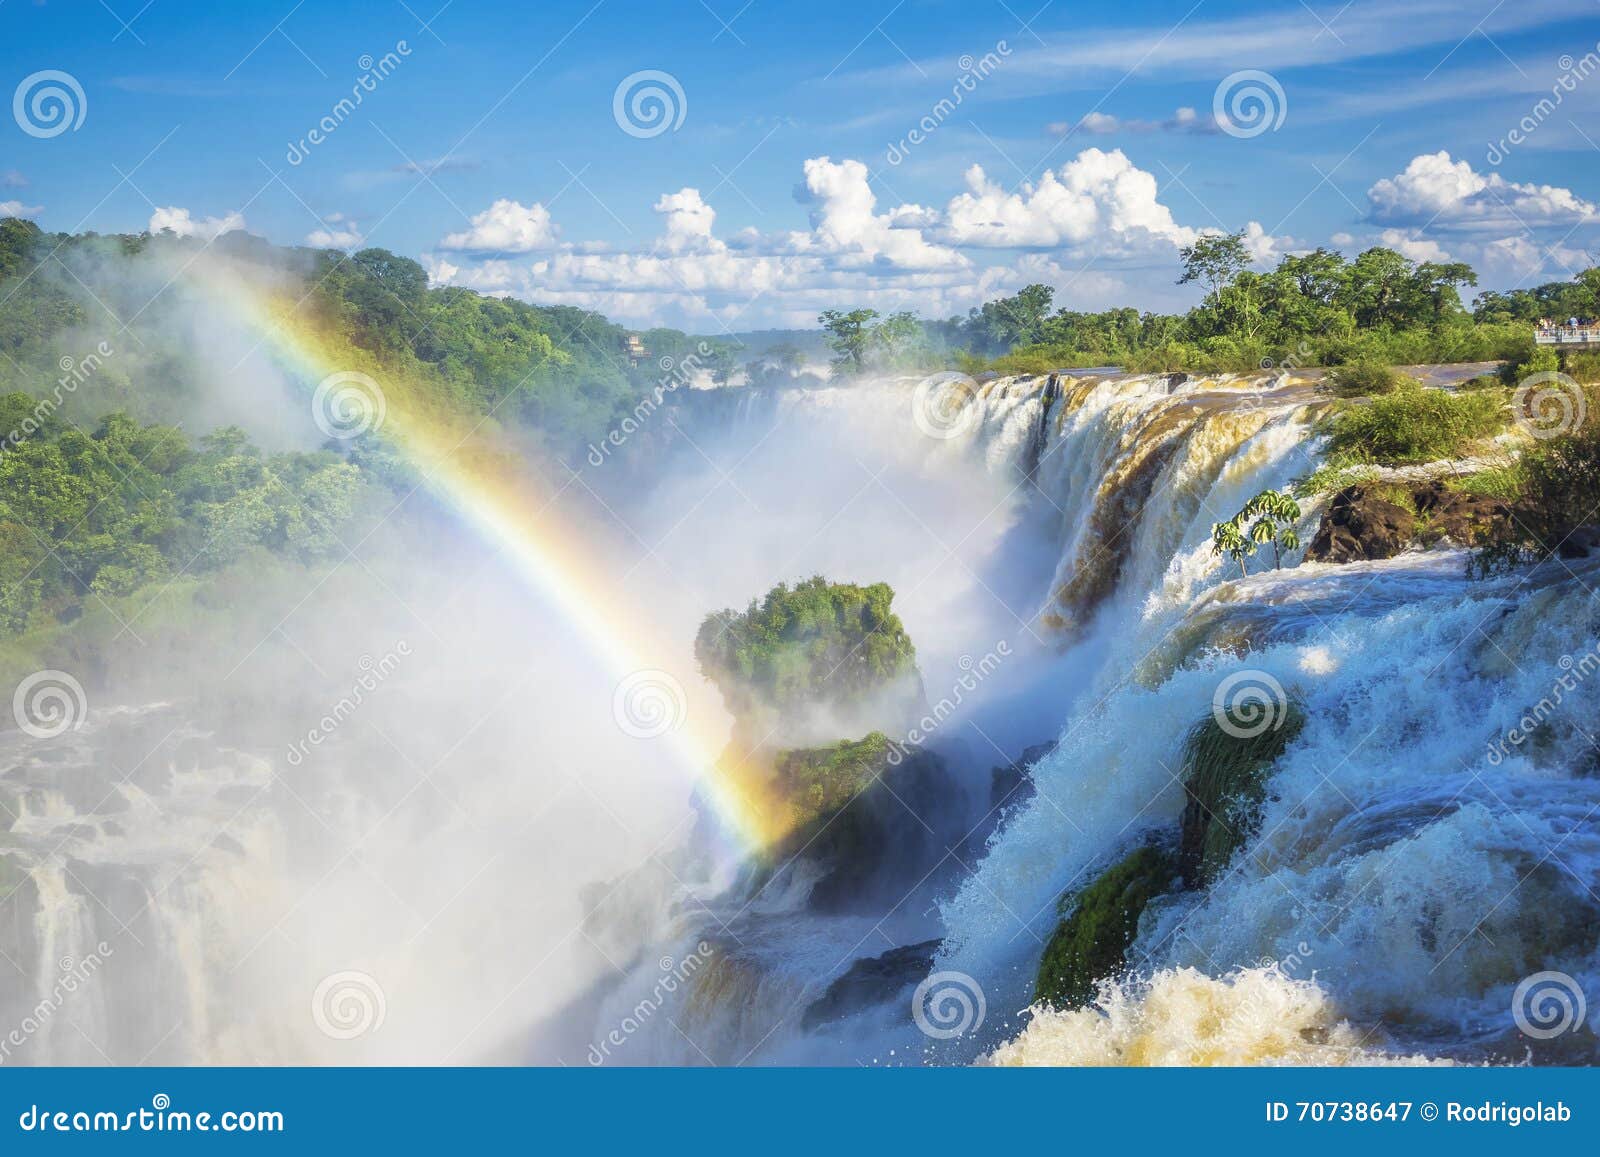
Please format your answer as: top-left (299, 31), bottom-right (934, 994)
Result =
top-left (194, 259), bottom-right (785, 855)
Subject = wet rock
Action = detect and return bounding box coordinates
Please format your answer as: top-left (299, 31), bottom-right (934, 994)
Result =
top-left (801, 938), bottom-right (940, 1031)
top-left (1306, 480), bottom-right (1517, 564)
top-left (1035, 840), bottom-right (1179, 1009)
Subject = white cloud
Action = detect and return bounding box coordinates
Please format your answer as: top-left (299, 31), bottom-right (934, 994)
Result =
top-left (1377, 227), bottom-right (1451, 263)
top-left (1368, 151), bottom-right (1597, 229)
top-left (440, 198), bottom-right (559, 253)
top-left (0, 200), bottom-right (41, 219)
top-left (148, 206), bottom-right (246, 240)
top-left (426, 150), bottom-right (1283, 328)
top-left (787, 156), bottom-right (965, 270)
top-left (942, 148), bottom-right (1200, 255)
top-left (306, 221), bottom-right (365, 248)
top-left (1048, 107), bottom-right (1220, 136)
top-left (654, 188), bottom-right (720, 253)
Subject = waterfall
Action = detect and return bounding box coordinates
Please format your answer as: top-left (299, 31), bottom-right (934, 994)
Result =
top-left (599, 367), bottom-right (1600, 1066)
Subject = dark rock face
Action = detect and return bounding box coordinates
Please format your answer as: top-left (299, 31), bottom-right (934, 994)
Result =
top-left (765, 746), bottom-right (963, 915)
top-left (988, 740), bottom-right (1055, 817)
top-left (801, 938), bottom-right (941, 1031)
top-left (1306, 481), bottom-right (1516, 564)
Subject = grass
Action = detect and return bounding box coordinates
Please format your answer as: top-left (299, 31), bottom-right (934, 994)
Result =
top-left (1292, 461), bottom-right (1380, 497)
top-left (1321, 380), bottom-right (1508, 466)
top-left (1447, 465), bottom-right (1525, 502)
top-left (1325, 361), bottom-right (1406, 397)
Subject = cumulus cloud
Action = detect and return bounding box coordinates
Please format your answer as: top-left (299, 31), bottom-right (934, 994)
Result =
top-left (440, 198), bottom-right (559, 253)
top-left (787, 156), bottom-right (965, 270)
top-left (427, 150), bottom-right (1256, 327)
top-left (941, 148), bottom-right (1200, 254)
top-left (654, 188), bottom-right (720, 253)
top-left (1, 200), bottom-right (41, 218)
top-left (1048, 107), bottom-right (1219, 136)
top-left (148, 206), bottom-right (246, 240)
top-left (1376, 227), bottom-right (1451, 263)
top-left (306, 214), bottom-right (364, 249)
top-left (1368, 151), bottom-right (1597, 229)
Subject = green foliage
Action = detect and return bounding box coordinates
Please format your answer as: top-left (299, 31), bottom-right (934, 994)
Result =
top-left (773, 732), bottom-right (892, 819)
top-left (1470, 392), bottom-right (1600, 576)
top-left (817, 309), bottom-right (927, 374)
top-left (1321, 380), bottom-right (1507, 466)
top-left (1447, 465), bottom-right (1525, 502)
top-left (1211, 489), bottom-right (1302, 576)
top-left (1035, 843), bottom-right (1180, 1009)
top-left (1179, 701), bottom-right (1305, 886)
top-left (0, 404), bottom-right (368, 633)
top-left (1292, 461), bottom-right (1380, 497)
top-left (695, 576), bottom-right (917, 728)
top-left (1325, 361), bottom-right (1405, 397)
top-left (929, 243), bottom-right (1549, 375)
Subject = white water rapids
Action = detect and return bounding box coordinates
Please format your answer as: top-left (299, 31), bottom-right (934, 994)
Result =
top-left (2, 368), bottom-right (1596, 1066)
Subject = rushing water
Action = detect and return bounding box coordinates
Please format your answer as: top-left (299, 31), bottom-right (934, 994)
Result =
top-left (586, 368), bottom-right (1600, 1066)
top-left (3, 368), bottom-right (1597, 1066)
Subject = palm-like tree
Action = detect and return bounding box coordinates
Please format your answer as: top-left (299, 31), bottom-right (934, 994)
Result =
top-left (1211, 489), bottom-right (1303, 578)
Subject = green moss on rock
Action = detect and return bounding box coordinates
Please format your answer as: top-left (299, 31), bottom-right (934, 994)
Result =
top-left (1035, 843), bottom-right (1179, 1010)
top-left (1179, 701), bottom-right (1305, 887)
top-left (773, 732), bottom-right (892, 820)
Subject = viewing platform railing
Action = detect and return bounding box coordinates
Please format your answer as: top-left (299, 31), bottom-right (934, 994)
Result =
top-left (1535, 326), bottom-right (1600, 345)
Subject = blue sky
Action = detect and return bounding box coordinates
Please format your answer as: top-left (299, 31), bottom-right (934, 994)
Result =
top-left (4, 0), bottom-right (1599, 330)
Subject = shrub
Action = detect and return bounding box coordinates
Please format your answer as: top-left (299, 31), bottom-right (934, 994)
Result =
top-left (773, 733), bottom-right (892, 819)
top-left (1321, 380), bottom-right (1507, 466)
top-left (1470, 394), bottom-right (1600, 576)
top-left (1325, 361), bottom-right (1404, 397)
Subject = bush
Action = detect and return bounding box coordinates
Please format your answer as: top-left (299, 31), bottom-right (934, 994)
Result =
top-left (694, 576), bottom-right (919, 739)
top-left (1470, 394), bottom-right (1600, 576)
top-left (1322, 381), bottom-right (1507, 466)
top-left (1325, 361), bottom-right (1404, 397)
top-left (1447, 465), bottom-right (1524, 501)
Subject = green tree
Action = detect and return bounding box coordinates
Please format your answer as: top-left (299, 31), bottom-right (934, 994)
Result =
top-left (818, 308), bottom-right (880, 374)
